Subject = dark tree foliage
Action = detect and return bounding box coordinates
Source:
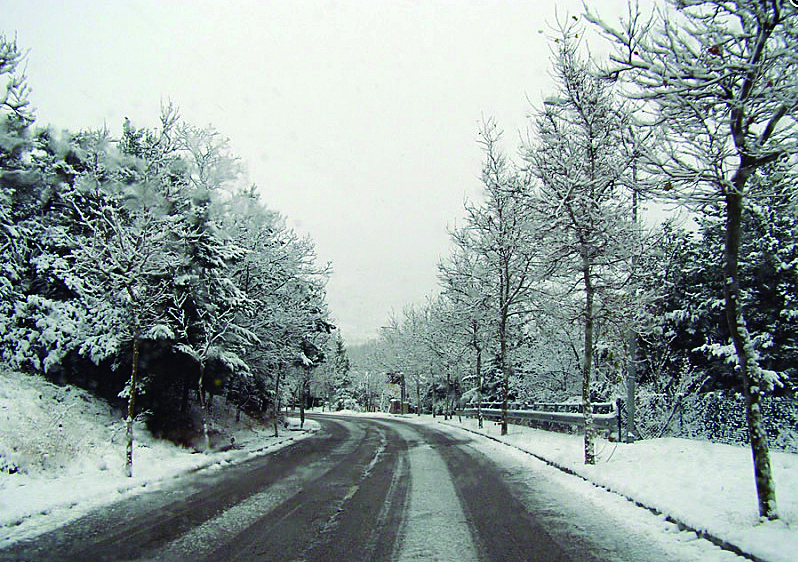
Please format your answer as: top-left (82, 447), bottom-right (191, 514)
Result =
top-left (649, 194), bottom-right (798, 395)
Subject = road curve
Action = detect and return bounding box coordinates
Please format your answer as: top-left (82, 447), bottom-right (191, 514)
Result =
top-left (0, 415), bottom-right (672, 562)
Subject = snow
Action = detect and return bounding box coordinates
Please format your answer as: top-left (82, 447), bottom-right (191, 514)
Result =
top-left (0, 371), bottom-right (318, 548)
top-left (416, 414), bottom-right (797, 562)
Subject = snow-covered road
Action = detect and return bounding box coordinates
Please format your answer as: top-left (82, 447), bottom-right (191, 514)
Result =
top-left (0, 414), bottom-right (760, 561)
top-left (386, 420), bottom-right (479, 561)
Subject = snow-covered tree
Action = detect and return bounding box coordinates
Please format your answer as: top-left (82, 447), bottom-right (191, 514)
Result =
top-left (0, 40), bottom-right (338, 455)
top-left (515, 295), bottom-right (586, 402)
top-left (0, 34), bottom-right (33, 148)
top-left (421, 297), bottom-right (472, 419)
top-left (586, 0), bottom-right (798, 518)
top-left (0, 34), bottom-right (37, 370)
top-left (524, 28), bottom-right (640, 464)
top-left (61, 122), bottom-right (187, 476)
top-left (454, 119), bottom-right (543, 435)
top-left (318, 332), bottom-right (349, 410)
top-left (652, 187), bottom-right (798, 395)
top-left (439, 242), bottom-right (495, 427)
top-left (377, 310), bottom-right (423, 413)
top-left (167, 126), bottom-right (254, 450)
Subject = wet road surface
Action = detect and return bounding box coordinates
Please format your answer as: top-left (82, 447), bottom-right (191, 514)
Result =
top-left (0, 415), bottom-right (669, 561)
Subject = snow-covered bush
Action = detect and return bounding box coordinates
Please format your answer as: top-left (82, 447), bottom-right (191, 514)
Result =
top-left (0, 448), bottom-right (21, 474)
top-left (634, 390), bottom-right (798, 453)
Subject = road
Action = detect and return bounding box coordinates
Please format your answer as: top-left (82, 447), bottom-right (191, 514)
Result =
top-left (0, 415), bottom-right (678, 562)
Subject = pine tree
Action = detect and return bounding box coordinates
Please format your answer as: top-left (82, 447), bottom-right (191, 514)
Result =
top-left (0, 34), bottom-right (37, 370)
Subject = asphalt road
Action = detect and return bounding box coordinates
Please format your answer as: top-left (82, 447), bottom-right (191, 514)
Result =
top-left (0, 415), bottom-right (663, 562)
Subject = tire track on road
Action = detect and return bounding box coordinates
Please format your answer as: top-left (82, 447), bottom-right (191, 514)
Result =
top-left (0, 418), bottom-right (358, 562)
top-left (384, 420), bottom-right (480, 562)
top-left (409, 420), bottom-right (606, 562)
top-left (297, 419), bottom-right (410, 562)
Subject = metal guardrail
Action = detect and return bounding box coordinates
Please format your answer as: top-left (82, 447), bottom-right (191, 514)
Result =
top-left (462, 401), bottom-right (621, 441)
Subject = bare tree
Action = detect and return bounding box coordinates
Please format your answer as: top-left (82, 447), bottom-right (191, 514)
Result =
top-left (439, 248), bottom-right (494, 427)
top-left (455, 119), bottom-right (544, 435)
top-left (525, 28), bottom-right (640, 464)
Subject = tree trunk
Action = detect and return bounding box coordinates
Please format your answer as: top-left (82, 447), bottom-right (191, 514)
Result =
top-left (416, 379), bottom-right (421, 416)
top-left (273, 372), bottom-right (281, 437)
top-left (445, 372), bottom-right (451, 420)
top-left (627, 162), bottom-right (639, 444)
top-left (124, 334), bottom-right (140, 478)
top-left (299, 382), bottom-right (306, 429)
top-left (197, 362), bottom-right (210, 451)
top-left (626, 335), bottom-right (637, 443)
top-left (725, 187), bottom-right (778, 520)
top-left (582, 255), bottom-right (596, 465)
top-left (400, 374), bottom-right (406, 414)
top-left (500, 314), bottom-right (509, 436)
top-left (476, 335), bottom-right (483, 429)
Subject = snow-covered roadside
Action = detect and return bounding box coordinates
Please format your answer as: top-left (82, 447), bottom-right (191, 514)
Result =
top-left (383, 413), bottom-right (796, 562)
top-left (0, 372), bottom-right (319, 548)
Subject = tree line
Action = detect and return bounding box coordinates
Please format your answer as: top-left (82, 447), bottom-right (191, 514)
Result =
top-left (0, 35), bottom-right (340, 476)
top-left (366, 1), bottom-right (797, 521)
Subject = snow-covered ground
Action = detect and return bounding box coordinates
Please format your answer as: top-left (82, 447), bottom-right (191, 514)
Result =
top-left (388, 412), bottom-right (796, 562)
top-left (0, 371), bottom-right (319, 548)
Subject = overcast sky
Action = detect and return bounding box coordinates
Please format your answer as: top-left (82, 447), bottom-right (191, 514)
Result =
top-left (3, 0), bottom-right (639, 344)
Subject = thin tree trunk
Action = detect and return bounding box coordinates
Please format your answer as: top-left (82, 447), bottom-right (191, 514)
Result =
top-left (456, 376), bottom-right (462, 423)
top-left (475, 332), bottom-right (483, 429)
top-left (401, 374), bottom-right (406, 414)
top-left (626, 335), bottom-right (637, 443)
top-left (124, 334), bottom-right (140, 478)
top-left (500, 313), bottom-right (509, 436)
top-left (299, 381), bottom-right (306, 429)
top-left (197, 362), bottom-right (210, 451)
top-left (445, 372), bottom-right (451, 420)
top-left (582, 256), bottom-right (596, 465)
top-left (273, 371), bottom-right (281, 437)
top-left (627, 162), bottom-right (639, 444)
top-left (725, 187), bottom-right (778, 519)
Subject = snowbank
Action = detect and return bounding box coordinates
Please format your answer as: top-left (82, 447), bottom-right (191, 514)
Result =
top-left (0, 371), bottom-right (318, 547)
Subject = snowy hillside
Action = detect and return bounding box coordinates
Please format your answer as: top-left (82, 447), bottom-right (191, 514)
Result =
top-left (0, 371), bottom-right (317, 547)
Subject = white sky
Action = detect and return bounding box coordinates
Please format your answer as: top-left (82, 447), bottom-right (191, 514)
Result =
top-left (2, 0), bottom-right (640, 344)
